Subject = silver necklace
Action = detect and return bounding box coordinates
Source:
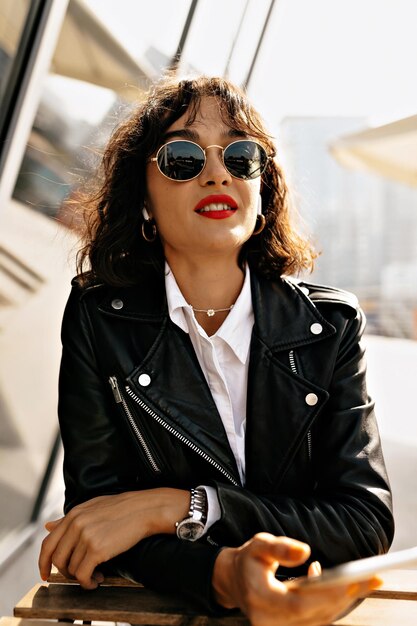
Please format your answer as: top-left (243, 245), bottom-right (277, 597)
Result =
top-left (192, 304), bottom-right (234, 317)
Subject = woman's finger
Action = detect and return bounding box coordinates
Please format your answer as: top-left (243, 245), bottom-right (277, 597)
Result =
top-left (38, 517), bottom-right (72, 580)
top-left (307, 561), bottom-right (322, 577)
top-left (48, 514), bottom-right (92, 579)
top-left (67, 542), bottom-right (87, 579)
top-left (248, 533), bottom-right (311, 567)
top-left (348, 575), bottom-right (382, 598)
top-left (72, 551), bottom-right (103, 590)
top-left (45, 518), bottom-right (63, 531)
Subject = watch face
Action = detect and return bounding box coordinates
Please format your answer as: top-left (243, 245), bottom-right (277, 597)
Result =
top-left (176, 520), bottom-right (205, 542)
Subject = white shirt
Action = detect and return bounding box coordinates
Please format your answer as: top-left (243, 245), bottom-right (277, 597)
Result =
top-left (165, 263), bottom-right (254, 531)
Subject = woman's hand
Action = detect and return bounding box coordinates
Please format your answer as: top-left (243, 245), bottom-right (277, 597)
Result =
top-left (212, 533), bottom-right (381, 626)
top-left (39, 488), bottom-right (189, 589)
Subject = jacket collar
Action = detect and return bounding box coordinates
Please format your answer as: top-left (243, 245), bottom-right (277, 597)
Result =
top-left (97, 275), bottom-right (167, 322)
top-left (251, 273), bottom-right (336, 349)
top-left (98, 271), bottom-right (335, 348)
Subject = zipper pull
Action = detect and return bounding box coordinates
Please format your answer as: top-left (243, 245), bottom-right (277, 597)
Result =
top-left (109, 376), bottom-right (122, 403)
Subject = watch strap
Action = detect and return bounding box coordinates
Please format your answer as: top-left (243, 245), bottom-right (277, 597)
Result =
top-left (189, 487), bottom-right (207, 524)
top-left (175, 487), bottom-right (208, 539)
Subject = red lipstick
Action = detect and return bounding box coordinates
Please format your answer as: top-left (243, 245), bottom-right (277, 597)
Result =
top-left (194, 194), bottom-right (238, 219)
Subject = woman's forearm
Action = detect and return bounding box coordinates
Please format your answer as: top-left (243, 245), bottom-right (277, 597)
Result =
top-left (39, 488), bottom-right (190, 588)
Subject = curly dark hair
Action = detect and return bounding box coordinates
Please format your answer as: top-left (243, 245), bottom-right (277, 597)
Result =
top-left (76, 75), bottom-right (316, 286)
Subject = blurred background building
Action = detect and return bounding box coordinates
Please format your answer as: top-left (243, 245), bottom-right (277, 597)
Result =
top-left (1, 0), bottom-right (417, 615)
top-left (279, 116), bottom-right (417, 337)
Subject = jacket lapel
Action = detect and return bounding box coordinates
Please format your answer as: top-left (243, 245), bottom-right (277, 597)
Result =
top-left (98, 277), bottom-right (240, 483)
top-left (245, 274), bottom-right (335, 490)
top-left (126, 318), bottom-right (241, 485)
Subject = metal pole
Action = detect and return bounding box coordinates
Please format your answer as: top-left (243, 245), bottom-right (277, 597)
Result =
top-left (169, 0), bottom-right (200, 71)
top-left (242, 0), bottom-right (277, 91)
top-left (224, 0), bottom-right (251, 78)
top-left (30, 429), bottom-right (62, 522)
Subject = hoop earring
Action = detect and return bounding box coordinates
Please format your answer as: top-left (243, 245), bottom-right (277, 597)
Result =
top-left (141, 204), bottom-right (157, 242)
top-left (252, 214), bottom-right (266, 235)
top-left (141, 219), bottom-right (157, 242)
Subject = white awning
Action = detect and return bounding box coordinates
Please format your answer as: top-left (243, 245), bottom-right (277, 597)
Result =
top-left (330, 115), bottom-right (417, 187)
top-left (1, 0), bottom-right (152, 100)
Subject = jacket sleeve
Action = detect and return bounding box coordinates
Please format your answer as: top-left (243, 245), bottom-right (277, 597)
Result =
top-left (207, 307), bottom-right (394, 568)
top-left (58, 285), bottom-right (224, 612)
top-left (58, 285), bottom-right (130, 510)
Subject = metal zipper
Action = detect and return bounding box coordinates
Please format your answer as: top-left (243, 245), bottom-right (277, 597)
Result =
top-left (109, 376), bottom-right (161, 474)
top-left (288, 349), bottom-right (297, 375)
top-left (124, 384), bottom-right (240, 487)
top-left (206, 535), bottom-right (219, 546)
top-left (288, 351), bottom-right (312, 461)
top-left (306, 428), bottom-right (312, 461)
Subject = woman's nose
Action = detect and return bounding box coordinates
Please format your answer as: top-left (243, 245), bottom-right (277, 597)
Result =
top-left (198, 147), bottom-right (232, 187)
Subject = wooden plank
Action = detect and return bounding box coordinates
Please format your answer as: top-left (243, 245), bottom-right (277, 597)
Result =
top-left (370, 569), bottom-right (417, 600)
top-left (332, 598), bottom-right (417, 625)
top-left (13, 583), bottom-right (249, 625)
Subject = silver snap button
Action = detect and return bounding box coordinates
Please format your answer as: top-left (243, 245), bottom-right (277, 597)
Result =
top-left (310, 323), bottom-right (323, 335)
top-left (111, 299), bottom-right (124, 310)
top-left (305, 393), bottom-right (318, 406)
top-left (138, 373), bottom-right (151, 387)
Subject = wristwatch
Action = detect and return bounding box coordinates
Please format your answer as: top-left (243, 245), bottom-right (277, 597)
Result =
top-left (175, 487), bottom-right (207, 541)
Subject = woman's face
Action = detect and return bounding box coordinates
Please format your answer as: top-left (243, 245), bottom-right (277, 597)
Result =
top-left (145, 96), bottom-right (262, 265)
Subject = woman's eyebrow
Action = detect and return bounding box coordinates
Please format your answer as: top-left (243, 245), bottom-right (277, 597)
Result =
top-left (162, 128), bottom-right (248, 142)
top-left (162, 129), bottom-right (199, 142)
top-left (227, 128), bottom-right (247, 138)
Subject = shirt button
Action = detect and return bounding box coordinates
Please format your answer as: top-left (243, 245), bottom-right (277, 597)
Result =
top-left (310, 323), bottom-right (323, 335)
top-left (138, 373), bottom-right (151, 387)
top-left (305, 393), bottom-right (318, 406)
top-left (111, 299), bottom-right (124, 310)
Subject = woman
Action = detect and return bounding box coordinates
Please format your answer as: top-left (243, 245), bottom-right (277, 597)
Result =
top-left (39, 76), bottom-right (393, 622)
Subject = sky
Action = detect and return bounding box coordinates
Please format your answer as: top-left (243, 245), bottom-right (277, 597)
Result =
top-left (252, 0), bottom-right (417, 127)
top-left (47, 0), bottom-right (417, 136)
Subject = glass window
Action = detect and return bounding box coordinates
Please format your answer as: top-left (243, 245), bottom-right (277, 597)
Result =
top-left (0, 0), bottom-right (32, 105)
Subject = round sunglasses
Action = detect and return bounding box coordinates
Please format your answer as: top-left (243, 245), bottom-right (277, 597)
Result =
top-left (150, 139), bottom-right (270, 182)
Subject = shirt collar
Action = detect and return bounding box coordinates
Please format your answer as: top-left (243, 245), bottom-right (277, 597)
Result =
top-left (215, 267), bottom-right (253, 364)
top-left (165, 263), bottom-right (190, 333)
top-left (165, 262), bottom-right (254, 364)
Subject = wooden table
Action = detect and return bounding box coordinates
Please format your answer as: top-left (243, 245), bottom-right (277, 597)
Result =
top-left (333, 598), bottom-right (417, 625)
top-left (10, 568), bottom-right (417, 626)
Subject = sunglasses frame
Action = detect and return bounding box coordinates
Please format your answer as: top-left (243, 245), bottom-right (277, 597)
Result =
top-left (150, 139), bottom-right (270, 182)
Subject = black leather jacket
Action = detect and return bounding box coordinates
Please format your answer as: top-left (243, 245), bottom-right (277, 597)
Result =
top-left (58, 269), bottom-right (394, 609)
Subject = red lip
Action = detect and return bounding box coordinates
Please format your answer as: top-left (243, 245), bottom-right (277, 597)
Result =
top-left (198, 211), bottom-right (235, 219)
top-left (194, 194), bottom-right (238, 212)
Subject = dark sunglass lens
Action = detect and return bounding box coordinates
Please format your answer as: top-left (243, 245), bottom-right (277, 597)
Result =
top-left (224, 141), bottom-right (267, 179)
top-left (157, 141), bottom-right (205, 180)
